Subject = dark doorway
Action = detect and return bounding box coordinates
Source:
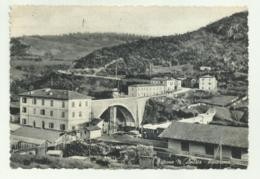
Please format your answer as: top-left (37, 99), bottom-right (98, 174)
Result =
top-left (205, 143), bottom-right (214, 155)
top-left (181, 141), bottom-right (189, 152)
top-left (42, 121), bottom-right (45, 129)
top-left (232, 147), bottom-right (242, 159)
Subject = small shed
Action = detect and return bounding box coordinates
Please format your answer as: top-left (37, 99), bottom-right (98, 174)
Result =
top-left (82, 126), bottom-right (102, 139)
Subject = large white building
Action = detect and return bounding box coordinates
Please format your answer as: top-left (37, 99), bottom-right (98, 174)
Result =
top-left (199, 75), bottom-right (217, 92)
top-left (19, 88), bottom-right (92, 131)
top-left (151, 77), bottom-right (182, 92)
top-left (128, 84), bottom-right (165, 97)
top-left (128, 77), bottom-right (182, 97)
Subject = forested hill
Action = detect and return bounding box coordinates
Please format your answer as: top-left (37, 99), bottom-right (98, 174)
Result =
top-left (74, 11), bottom-right (248, 75)
top-left (10, 33), bottom-right (148, 60)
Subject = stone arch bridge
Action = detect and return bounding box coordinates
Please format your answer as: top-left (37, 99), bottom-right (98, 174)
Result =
top-left (91, 96), bottom-right (150, 127)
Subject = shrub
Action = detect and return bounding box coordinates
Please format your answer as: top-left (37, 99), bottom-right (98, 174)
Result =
top-left (34, 156), bottom-right (52, 165)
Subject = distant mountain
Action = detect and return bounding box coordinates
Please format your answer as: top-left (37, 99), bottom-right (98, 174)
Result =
top-left (74, 11), bottom-right (248, 75)
top-left (10, 33), bottom-right (148, 60)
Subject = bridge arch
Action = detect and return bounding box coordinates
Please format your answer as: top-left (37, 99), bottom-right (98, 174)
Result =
top-left (97, 103), bottom-right (135, 122)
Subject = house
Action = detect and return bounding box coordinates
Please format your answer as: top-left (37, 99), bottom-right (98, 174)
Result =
top-left (19, 88), bottom-right (92, 131)
top-left (128, 84), bottom-right (165, 97)
top-left (182, 77), bottom-right (197, 88)
top-left (200, 66), bottom-right (212, 71)
top-left (199, 75), bottom-right (217, 92)
top-left (10, 126), bottom-right (62, 155)
top-left (151, 77), bottom-right (182, 92)
top-left (10, 102), bottom-right (20, 123)
top-left (76, 119), bottom-right (103, 139)
top-left (159, 122), bottom-right (248, 164)
top-left (85, 126), bottom-right (102, 139)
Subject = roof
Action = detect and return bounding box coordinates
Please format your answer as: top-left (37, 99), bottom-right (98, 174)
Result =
top-left (89, 118), bottom-right (103, 126)
top-left (159, 122), bottom-right (248, 148)
top-left (19, 88), bottom-right (92, 100)
top-left (214, 106), bottom-right (232, 120)
top-left (12, 126), bottom-right (62, 143)
top-left (151, 77), bottom-right (179, 81)
top-left (86, 125), bottom-right (101, 131)
top-left (129, 84), bottom-right (164, 87)
top-left (47, 150), bottom-right (63, 155)
top-left (10, 123), bottom-right (21, 132)
top-left (200, 75), bottom-right (215, 78)
top-left (199, 95), bottom-right (239, 107)
top-left (142, 121), bottom-right (172, 130)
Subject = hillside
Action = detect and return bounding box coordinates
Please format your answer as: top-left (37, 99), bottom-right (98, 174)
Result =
top-left (10, 33), bottom-right (148, 81)
top-left (10, 33), bottom-right (148, 60)
top-left (74, 11), bottom-right (248, 75)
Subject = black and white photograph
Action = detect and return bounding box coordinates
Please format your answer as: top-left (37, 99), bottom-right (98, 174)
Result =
top-left (7, 5), bottom-right (250, 169)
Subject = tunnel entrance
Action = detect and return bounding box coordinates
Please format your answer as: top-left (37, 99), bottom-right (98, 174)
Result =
top-left (100, 105), bottom-right (135, 134)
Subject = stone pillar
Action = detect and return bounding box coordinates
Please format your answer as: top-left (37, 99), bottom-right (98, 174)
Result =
top-left (109, 106), bottom-right (117, 134)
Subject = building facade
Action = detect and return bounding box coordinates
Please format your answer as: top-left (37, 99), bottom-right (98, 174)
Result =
top-left (159, 122), bottom-right (248, 164)
top-left (199, 75), bottom-right (217, 92)
top-left (128, 84), bottom-right (165, 97)
top-left (151, 77), bottom-right (182, 92)
top-left (19, 88), bottom-right (92, 131)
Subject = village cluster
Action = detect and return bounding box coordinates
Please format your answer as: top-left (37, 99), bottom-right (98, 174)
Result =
top-left (10, 73), bottom-right (248, 169)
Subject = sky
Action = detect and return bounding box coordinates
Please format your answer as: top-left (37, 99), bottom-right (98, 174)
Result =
top-left (10, 6), bottom-right (247, 37)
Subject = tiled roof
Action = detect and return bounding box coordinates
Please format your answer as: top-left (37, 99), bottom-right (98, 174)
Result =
top-left (11, 126), bottom-right (62, 143)
top-left (19, 88), bottom-right (92, 100)
top-left (129, 84), bottom-right (164, 87)
top-left (159, 122), bottom-right (248, 148)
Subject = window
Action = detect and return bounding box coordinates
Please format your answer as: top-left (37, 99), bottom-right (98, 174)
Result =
top-left (22, 118), bottom-right (26, 125)
top-left (72, 126), bottom-right (75, 130)
top-left (22, 107), bottom-right (27, 113)
top-left (79, 101), bottom-right (81, 107)
top-left (205, 144), bottom-right (214, 155)
top-left (50, 111), bottom-right (53, 116)
top-left (181, 141), bottom-right (189, 152)
top-left (232, 147), bottom-right (242, 159)
top-left (79, 111), bottom-right (82, 117)
top-left (40, 109), bottom-right (45, 115)
top-left (60, 124), bottom-right (65, 131)
top-left (49, 123), bottom-right (54, 129)
top-left (61, 112), bottom-right (65, 118)
top-left (85, 101), bottom-right (88, 107)
top-left (72, 112), bottom-right (75, 118)
top-left (42, 121), bottom-right (45, 129)
top-left (62, 101), bottom-right (65, 108)
top-left (50, 100), bottom-right (54, 107)
top-left (33, 108), bottom-right (36, 114)
top-left (22, 97), bottom-right (27, 103)
top-left (42, 99), bottom-right (45, 105)
top-left (72, 101), bottom-right (75, 107)
top-left (33, 98), bottom-right (37, 104)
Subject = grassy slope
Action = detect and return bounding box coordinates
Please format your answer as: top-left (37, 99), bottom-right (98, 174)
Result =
top-left (10, 33), bottom-right (148, 81)
top-left (74, 12), bottom-right (248, 75)
top-left (11, 33), bottom-right (148, 60)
